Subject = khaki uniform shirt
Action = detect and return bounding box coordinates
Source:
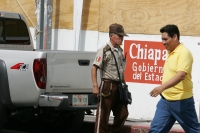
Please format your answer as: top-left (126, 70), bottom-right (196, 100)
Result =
top-left (93, 42), bottom-right (126, 81)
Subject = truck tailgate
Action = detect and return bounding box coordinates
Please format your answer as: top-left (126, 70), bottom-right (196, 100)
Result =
top-left (45, 51), bottom-right (99, 93)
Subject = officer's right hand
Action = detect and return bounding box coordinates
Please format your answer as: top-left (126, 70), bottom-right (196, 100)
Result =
top-left (93, 86), bottom-right (99, 97)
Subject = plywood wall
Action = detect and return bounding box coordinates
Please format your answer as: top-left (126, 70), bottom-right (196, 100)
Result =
top-left (1, 0), bottom-right (37, 27)
top-left (0, 0), bottom-right (73, 29)
top-left (1, 0), bottom-right (200, 36)
top-left (99, 0), bottom-right (200, 36)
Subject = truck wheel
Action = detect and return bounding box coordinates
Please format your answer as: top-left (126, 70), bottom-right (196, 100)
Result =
top-left (67, 111), bottom-right (85, 133)
top-left (0, 99), bottom-right (7, 130)
top-left (39, 110), bottom-right (85, 133)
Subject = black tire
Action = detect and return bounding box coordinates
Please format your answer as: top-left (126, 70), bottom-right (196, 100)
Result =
top-left (40, 110), bottom-right (85, 133)
top-left (66, 111), bottom-right (85, 133)
top-left (0, 99), bottom-right (7, 130)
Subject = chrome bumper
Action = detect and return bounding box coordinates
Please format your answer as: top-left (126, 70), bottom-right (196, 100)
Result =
top-left (39, 94), bottom-right (98, 110)
top-left (39, 95), bottom-right (68, 107)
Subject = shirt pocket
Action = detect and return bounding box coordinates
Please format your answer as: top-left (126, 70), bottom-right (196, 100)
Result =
top-left (107, 57), bottom-right (116, 71)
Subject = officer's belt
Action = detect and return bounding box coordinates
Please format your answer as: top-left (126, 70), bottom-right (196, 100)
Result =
top-left (101, 78), bottom-right (120, 84)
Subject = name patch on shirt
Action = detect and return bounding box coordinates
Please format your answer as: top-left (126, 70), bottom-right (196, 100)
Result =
top-left (96, 56), bottom-right (101, 62)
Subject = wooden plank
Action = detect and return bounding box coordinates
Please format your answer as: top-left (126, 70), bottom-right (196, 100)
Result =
top-left (52, 0), bottom-right (73, 29)
top-left (81, 0), bottom-right (100, 30)
top-left (98, 0), bottom-right (116, 32)
top-left (6, 0), bottom-right (36, 27)
top-left (1, 0), bottom-right (200, 36)
top-left (4, 0), bottom-right (73, 29)
top-left (0, 0), bottom-right (7, 11)
top-left (99, 0), bottom-right (200, 36)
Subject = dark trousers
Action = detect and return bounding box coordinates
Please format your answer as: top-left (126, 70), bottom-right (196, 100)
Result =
top-left (94, 80), bottom-right (129, 133)
top-left (149, 96), bottom-right (200, 133)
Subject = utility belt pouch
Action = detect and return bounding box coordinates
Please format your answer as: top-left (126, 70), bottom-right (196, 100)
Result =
top-left (118, 83), bottom-right (132, 105)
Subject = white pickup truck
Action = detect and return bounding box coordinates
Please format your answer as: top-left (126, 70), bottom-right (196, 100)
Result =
top-left (0, 11), bottom-right (98, 132)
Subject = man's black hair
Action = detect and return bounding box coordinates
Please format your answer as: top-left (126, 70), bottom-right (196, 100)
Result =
top-left (160, 24), bottom-right (180, 40)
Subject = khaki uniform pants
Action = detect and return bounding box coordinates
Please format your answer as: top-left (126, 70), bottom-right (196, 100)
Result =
top-left (94, 80), bottom-right (129, 133)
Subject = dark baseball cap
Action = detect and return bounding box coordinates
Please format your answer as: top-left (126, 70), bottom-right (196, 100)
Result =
top-left (109, 23), bottom-right (128, 36)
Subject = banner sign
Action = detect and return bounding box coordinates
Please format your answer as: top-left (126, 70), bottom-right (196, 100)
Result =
top-left (124, 40), bottom-right (167, 84)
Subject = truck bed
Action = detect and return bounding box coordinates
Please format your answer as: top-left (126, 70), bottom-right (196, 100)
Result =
top-left (44, 50), bottom-right (99, 93)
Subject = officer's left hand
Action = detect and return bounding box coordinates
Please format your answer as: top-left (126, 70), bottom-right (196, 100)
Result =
top-left (149, 86), bottom-right (164, 97)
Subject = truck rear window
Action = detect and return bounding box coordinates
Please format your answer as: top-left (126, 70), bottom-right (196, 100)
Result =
top-left (0, 19), bottom-right (30, 45)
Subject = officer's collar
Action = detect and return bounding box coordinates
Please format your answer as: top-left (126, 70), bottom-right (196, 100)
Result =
top-left (107, 42), bottom-right (119, 51)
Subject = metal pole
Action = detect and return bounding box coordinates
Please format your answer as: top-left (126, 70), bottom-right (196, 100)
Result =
top-left (36, 0), bottom-right (44, 49)
top-left (43, 0), bottom-right (53, 50)
top-left (73, 0), bottom-right (84, 51)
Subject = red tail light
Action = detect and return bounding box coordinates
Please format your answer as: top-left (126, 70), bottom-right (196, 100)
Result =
top-left (33, 58), bottom-right (47, 89)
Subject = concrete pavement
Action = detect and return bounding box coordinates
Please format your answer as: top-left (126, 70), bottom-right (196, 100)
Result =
top-left (0, 114), bottom-right (185, 133)
top-left (84, 115), bottom-right (185, 133)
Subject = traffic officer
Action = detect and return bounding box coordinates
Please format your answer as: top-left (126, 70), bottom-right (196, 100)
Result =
top-left (91, 23), bottom-right (129, 133)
